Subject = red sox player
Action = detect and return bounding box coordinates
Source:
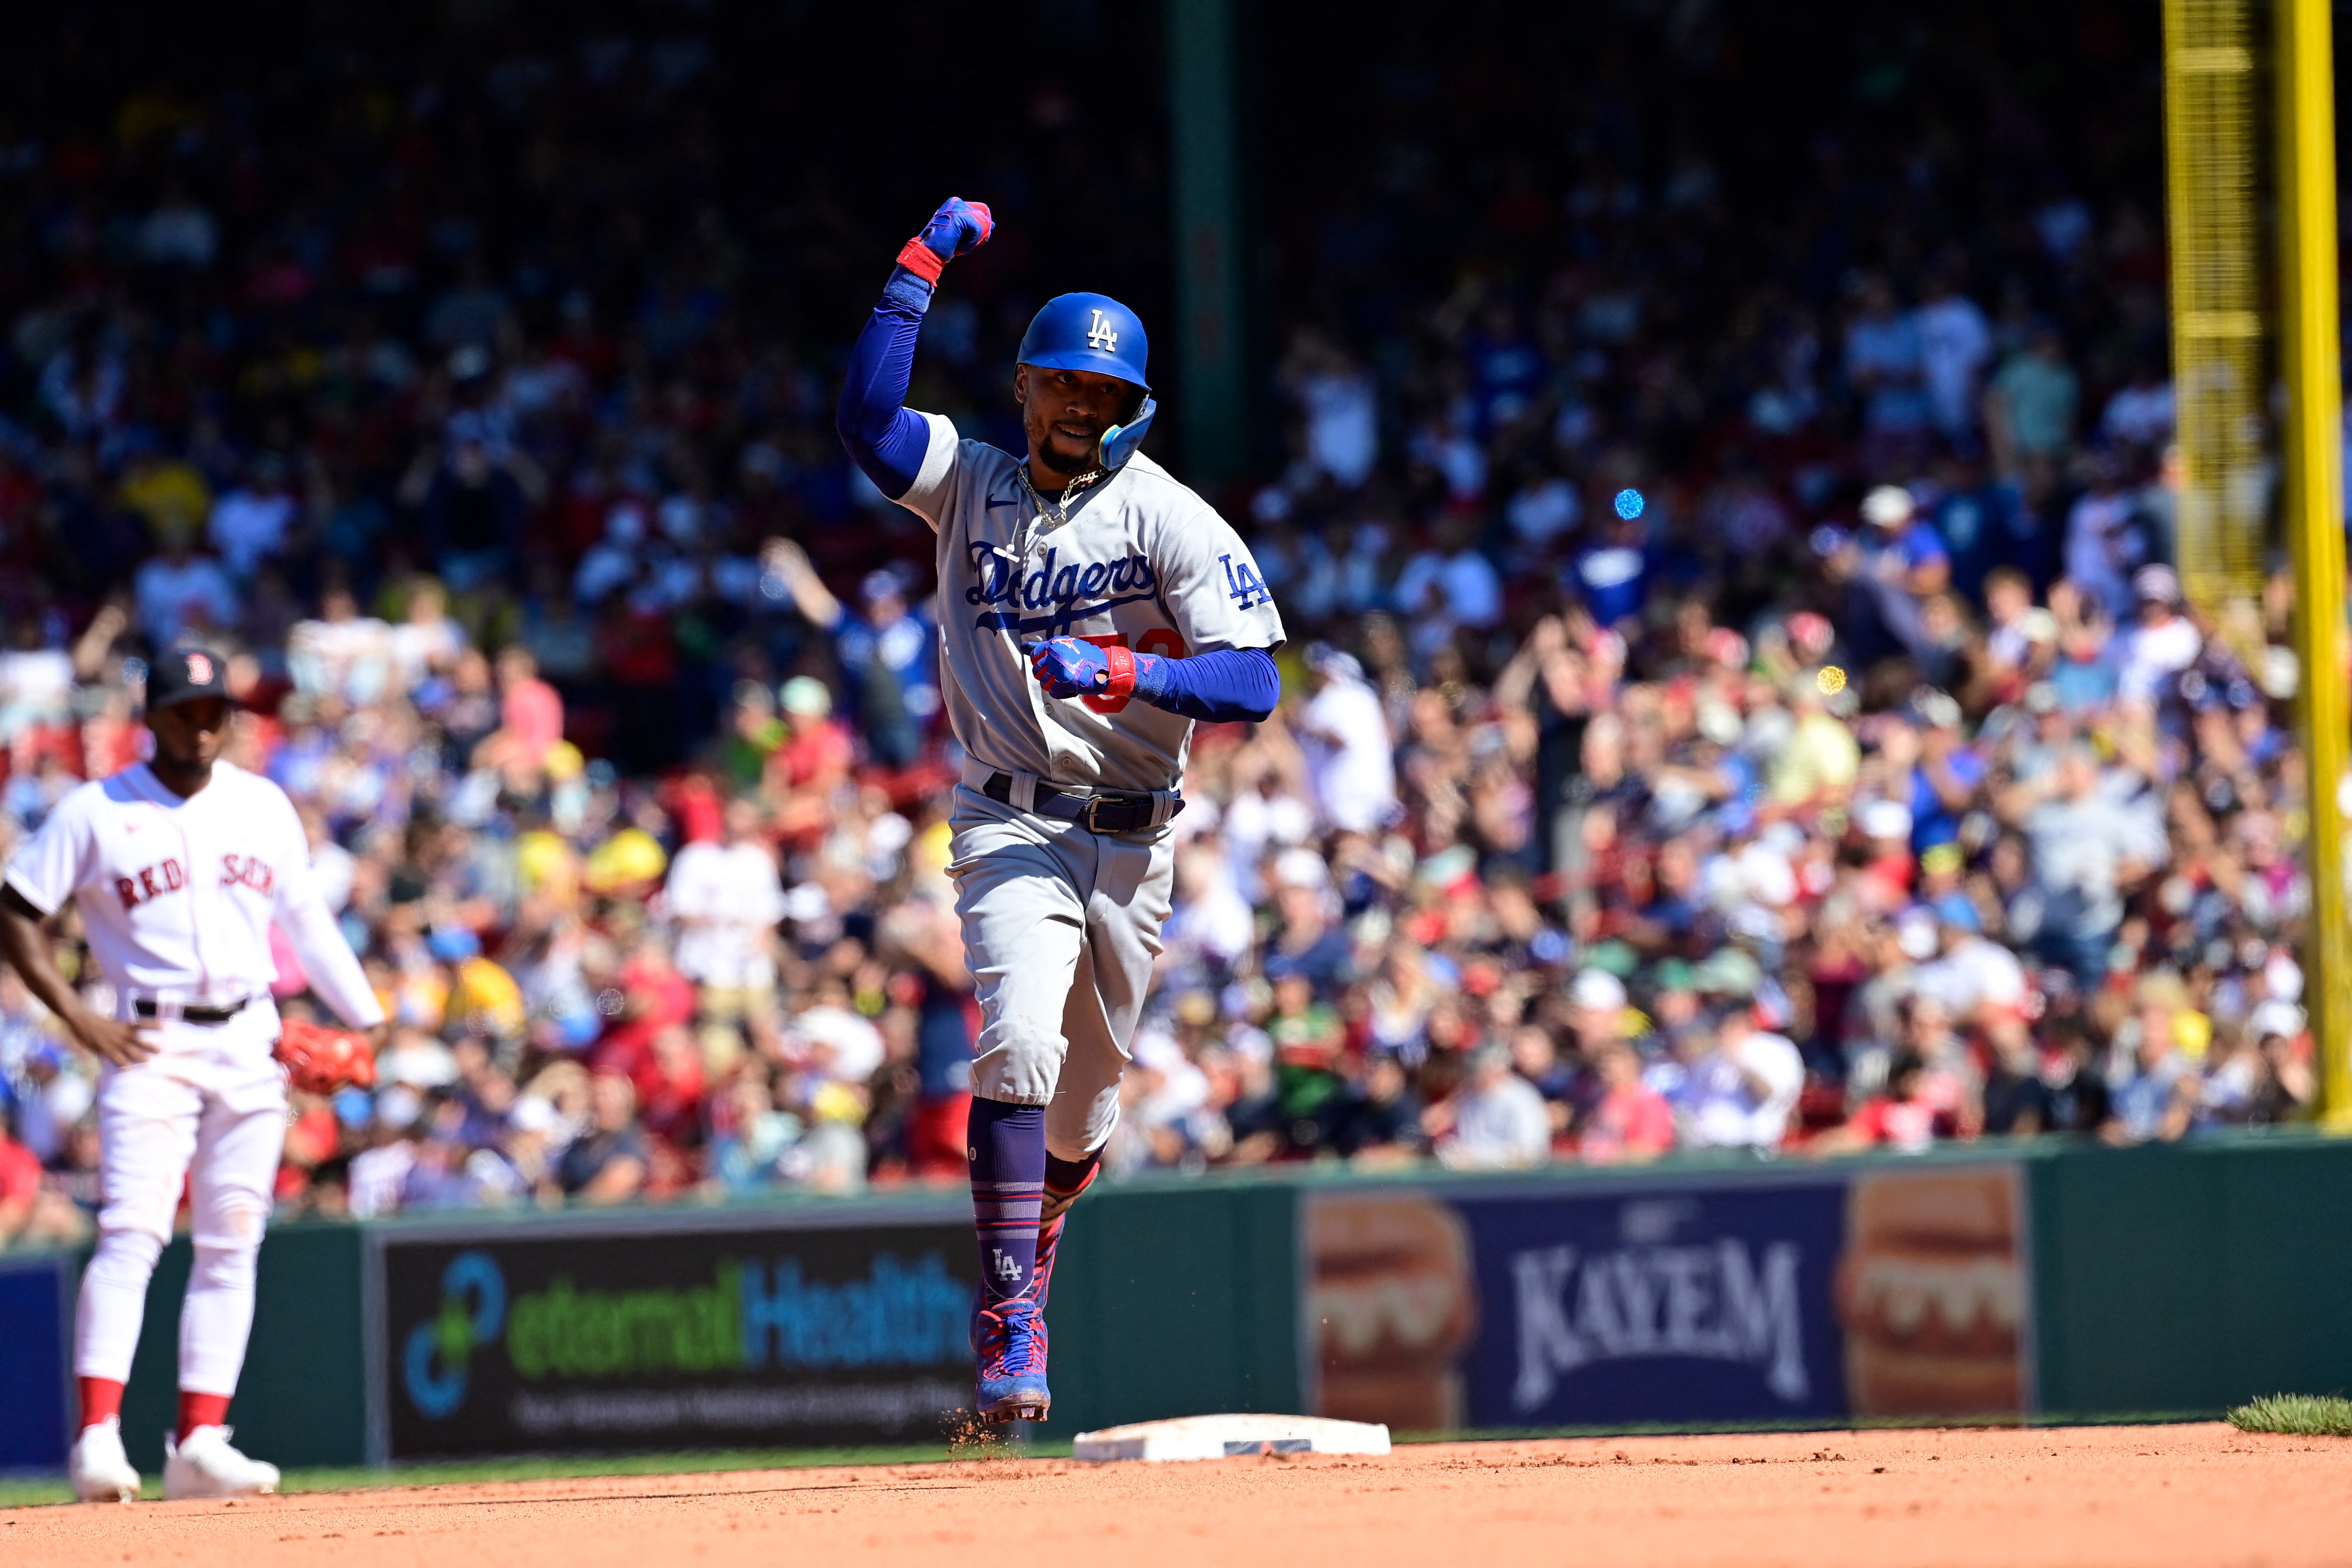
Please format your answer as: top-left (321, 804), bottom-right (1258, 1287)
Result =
top-left (0, 648), bottom-right (387, 1501)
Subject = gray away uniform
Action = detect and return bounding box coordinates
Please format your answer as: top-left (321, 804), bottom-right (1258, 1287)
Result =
top-left (893, 416), bottom-right (1285, 1159)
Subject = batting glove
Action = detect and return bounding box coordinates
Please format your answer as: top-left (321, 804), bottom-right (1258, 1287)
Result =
top-left (895, 197), bottom-right (994, 285)
top-left (1027, 637), bottom-right (1137, 700)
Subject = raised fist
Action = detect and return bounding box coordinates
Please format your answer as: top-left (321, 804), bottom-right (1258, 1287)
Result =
top-left (896, 198), bottom-right (994, 283)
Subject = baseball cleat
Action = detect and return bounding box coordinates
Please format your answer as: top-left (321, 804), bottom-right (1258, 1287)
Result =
top-left (162, 1425), bottom-right (280, 1500)
top-left (972, 1296), bottom-right (1051, 1423)
top-left (69, 1416), bottom-right (141, 1504)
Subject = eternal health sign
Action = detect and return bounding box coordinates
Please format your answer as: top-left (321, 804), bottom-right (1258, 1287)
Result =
top-left (373, 1202), bottom-right (977, 1459)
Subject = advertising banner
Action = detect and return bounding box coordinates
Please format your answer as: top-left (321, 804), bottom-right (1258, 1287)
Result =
top-left (1306, 1162), bottom-right (2031, 1432)
top-left (0, 1253), bottom-right (69, 1472)
top-left (374, 1203), bottom-right (977, 1459)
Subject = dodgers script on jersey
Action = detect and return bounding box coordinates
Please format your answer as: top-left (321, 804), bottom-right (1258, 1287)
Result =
top-left (893, 416), bottom-right (1286, 792)
top-left (4, 759), bottom-right (355, 1044)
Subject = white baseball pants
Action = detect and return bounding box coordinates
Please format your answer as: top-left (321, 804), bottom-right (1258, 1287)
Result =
top-left (76, 1009), bottom-right (285, 1398)
top-left (947, 784), bottom-right (1174, 1162)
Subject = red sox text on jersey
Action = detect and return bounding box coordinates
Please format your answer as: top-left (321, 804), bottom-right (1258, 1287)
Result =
top-left (112, 854), bottom-right (276, 911)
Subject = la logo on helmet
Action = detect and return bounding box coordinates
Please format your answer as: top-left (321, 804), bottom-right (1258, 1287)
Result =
top-left (1085, 310), bottom-right (1119, 352)
top-left (185, 652), bottom-right (214, 684)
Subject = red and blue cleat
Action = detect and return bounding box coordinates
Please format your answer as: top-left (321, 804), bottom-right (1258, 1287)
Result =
top-left (973, 1294), bottom-right (1051, 1423)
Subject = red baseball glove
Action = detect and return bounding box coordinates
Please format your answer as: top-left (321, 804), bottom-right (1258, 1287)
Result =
top-left (275, 1018), bottom-right (377, 1095)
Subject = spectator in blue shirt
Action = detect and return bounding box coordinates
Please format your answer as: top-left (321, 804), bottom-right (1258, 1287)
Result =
top-left (1930, 452), bottom-right (2033, 605)
top-left (762, 541), bottom-right (938, 768)
top-left (1857, 484), bottom-right (1951, 599)
top-left (1568, 510), bottom-right (1651, 630)
top-left (1899, 691), bottom-right (1987, 853)
top-left (2109, 978), bottom-right (2196, 1144)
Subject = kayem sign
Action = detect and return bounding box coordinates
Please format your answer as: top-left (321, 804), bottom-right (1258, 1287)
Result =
top-left (1306, 1163), bottom-right (2031, 1432)
top-left (373, 1203), bottom-right (977, 1458)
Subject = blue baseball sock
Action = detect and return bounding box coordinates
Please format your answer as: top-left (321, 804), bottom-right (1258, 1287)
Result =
top-left (968, 1098), bottom-right (1046, 1307)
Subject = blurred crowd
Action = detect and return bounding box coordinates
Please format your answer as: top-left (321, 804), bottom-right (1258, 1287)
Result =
top-left (0, 2), bottom-right (2333, 1243)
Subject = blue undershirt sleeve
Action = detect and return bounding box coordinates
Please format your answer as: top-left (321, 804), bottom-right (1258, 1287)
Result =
top-left (1131, 646), bottom-right (1280, 724)
top-left (835, 267), bottom-right (937, 501)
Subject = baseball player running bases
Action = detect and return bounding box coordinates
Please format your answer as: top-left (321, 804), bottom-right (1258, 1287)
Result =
top-left (838, 199), bottom-right (1285, 1420)
top-left (0, 649), bottom-right (387, 1500)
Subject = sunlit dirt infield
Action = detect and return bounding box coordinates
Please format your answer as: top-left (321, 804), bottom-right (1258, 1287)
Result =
top-left (6, 1423), bottom-right (2347, 1568)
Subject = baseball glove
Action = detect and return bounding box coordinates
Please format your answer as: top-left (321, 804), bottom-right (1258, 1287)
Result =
top-left (275, 1018), bottom-right (377, 1095)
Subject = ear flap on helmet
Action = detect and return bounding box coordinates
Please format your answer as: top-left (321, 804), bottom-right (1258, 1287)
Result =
top-left (1100, 395), bottom-right (1157, 471)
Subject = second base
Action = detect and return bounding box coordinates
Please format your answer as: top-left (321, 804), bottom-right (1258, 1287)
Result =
top-left (1070, 1413), bottom-right (1391, 1463)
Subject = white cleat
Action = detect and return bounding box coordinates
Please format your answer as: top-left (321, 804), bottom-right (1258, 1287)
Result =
top-left (161, 1426), bottom-right (280, 1501)
top-left (69, 1416), bottom-right (142, 1504)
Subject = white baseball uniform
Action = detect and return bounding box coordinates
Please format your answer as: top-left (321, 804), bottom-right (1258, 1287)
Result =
top-left (891, 426), bottom-right (1284, 1158)
top-left (3, 758), bottom-right (381, 1397)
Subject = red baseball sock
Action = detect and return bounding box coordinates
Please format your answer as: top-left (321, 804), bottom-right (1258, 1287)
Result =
top-left (177, 1391), bottom-right (231, 1441)
top-left (78, 1376), bottom-right (125, 1433)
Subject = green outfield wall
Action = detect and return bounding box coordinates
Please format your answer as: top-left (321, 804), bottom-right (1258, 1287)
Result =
top-left (2028, 1134), bottom-right (2352, 1419)
top-left (111, 1224), bottom-right (369, 1473)
top-left (1026, 1175), bottom-right (1301, 1442)
top-left (16, 1131), bottom-right (2352, 1473)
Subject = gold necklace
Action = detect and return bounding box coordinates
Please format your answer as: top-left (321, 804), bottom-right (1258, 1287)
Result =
top-left (1016, 461), bottom-right (1105, 528)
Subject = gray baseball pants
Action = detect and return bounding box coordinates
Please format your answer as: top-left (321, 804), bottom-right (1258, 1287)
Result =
top-left (947, 782), bottom-right (1175, 1162)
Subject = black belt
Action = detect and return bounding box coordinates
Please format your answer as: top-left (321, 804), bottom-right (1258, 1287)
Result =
top-left (981, 772), bottom-right (1180, 834)
top-left (132, 996), bottom-right (252, 1026)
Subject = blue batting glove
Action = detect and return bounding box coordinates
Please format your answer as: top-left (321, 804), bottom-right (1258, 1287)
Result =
top-left (1026, 637), bottom-right (1126, 699)
top-left (896, 198), bottom-right (993, 283)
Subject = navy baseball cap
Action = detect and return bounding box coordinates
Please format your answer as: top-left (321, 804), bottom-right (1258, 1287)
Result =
top-left (146, 646), bottom-right (232, 710)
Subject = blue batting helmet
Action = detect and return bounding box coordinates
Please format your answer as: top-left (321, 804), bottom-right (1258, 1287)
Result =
top-left (1017, 293), bottom-right (1151, 391)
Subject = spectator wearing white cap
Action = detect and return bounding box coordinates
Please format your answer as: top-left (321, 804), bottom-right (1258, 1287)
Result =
top-left (2115, 564), bottom-right (2201, 703)
top-left (1567, 968), bottom-right (1631, 1056)
top-left (1857, 483), bottom-right (1951, 599)
top-left (1858, 798), bottom-right (1914, 852)
top-left (2244, 1002), bottom-right (2317, 1124)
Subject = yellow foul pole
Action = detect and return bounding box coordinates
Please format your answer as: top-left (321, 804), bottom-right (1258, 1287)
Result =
top-left (2275, 0), bottom-right (2352, 1125)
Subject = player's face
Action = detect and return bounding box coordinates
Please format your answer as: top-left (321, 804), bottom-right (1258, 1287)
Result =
top-left (1016, 364), bottom-right (1138, 478)
top-left (147, 697), bottom-right (231, 770)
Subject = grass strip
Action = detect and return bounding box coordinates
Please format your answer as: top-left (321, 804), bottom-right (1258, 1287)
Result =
top-left (0, 1437), bottom-right (1073, 1511)
top-left (2228, 1394), bottom-right (2352, 1436)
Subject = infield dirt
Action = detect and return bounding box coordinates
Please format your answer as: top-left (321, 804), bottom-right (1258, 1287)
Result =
top-left (5, 1422), bottom-right (2344, 1568)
